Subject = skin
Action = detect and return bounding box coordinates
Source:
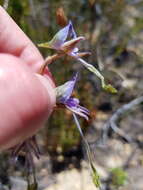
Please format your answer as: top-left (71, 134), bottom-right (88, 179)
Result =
top-left (0, 6), bottom-right (55, 150)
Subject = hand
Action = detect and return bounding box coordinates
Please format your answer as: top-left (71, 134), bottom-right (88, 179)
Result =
top-left (0, 6), bottom-right (55, 150)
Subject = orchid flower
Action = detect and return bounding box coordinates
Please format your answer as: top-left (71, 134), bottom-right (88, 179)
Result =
top-left (55, 74), bottom-right (100, 188)
top-left (55, 73), bottom-right (89, 120)
top-left (38, 21), bottom-right (117, 93)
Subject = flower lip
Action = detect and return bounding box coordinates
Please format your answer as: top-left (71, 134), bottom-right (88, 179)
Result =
top-left (65, 97), bottom-right (89, 120)
top-left (66, 97), bottom-right (79, 107)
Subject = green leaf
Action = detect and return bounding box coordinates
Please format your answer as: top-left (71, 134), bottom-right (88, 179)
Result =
top-left (111, 167), bottom-right (128, 187)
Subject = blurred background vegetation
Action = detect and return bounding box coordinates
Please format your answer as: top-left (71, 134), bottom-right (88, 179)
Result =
top-left (1, 0), bottom-right (143, 189)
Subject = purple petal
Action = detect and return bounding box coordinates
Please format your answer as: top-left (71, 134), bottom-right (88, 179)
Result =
top-left (66, 105), bottom-right (89, 120)
top-left (49, 21), bottom-right (72, 49)
top-left (65, 97), bottom-right (89, 120)
top-left (49, 21), bottom-right (77, 50)
top-left (66, 97), bottom-right (79, 107)
top-left (68, 20), bottom-right (77, 38)
top-left (78, 105), bottom-right (90, 114)
top-left (59, 73), bottom-right (78, 103)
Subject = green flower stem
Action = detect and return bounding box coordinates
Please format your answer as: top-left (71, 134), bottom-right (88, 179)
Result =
top-left (73, 113), bottom-right (101, 188)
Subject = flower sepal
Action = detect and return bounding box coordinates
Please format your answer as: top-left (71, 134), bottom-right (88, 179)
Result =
top-left (38, 21), bottom-right (76, 50)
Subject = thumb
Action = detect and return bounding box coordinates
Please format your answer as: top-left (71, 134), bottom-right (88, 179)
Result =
top-left (0, 54), bottom-right (55, 150)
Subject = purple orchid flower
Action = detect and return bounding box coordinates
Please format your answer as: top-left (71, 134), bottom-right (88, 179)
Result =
top-left (38, 21), bottom-right (117, 93)
top-left (38, 21), bottom-right (88, 58)
top-left (55, 73), bottom-right (89, 120)
top-left (38, 21), bottom-right (78, 50)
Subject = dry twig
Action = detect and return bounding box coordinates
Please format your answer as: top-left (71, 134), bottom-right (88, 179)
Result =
top-left (102, 96), bottom-right (143, 143)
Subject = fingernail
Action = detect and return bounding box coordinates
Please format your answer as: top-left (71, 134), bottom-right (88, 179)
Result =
top-left (35, 74), bottom-right (56, 108)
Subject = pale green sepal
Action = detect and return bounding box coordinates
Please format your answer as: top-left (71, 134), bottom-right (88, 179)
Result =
top-left (38, 22), bottom-right (72, 50)
top-left (77, 58), bottom-right (117, 94)
top-left (55, 81), bottom-right (72, 102)
top-left (104, 84), bottom-right (117, 94)
top-left (38, 42), bottom-right (51, 48)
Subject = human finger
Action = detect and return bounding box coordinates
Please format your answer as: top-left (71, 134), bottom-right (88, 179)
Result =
top-left (0, 54), bottom-right (55, 150)
top-left (0, 6), bottom-right (45, 73)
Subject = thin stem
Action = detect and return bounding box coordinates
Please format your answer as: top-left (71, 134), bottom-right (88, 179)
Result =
top-left (38, 53), bottom-right (63, 75)
top-left (73, 113), bottom-right (101, 188)
top-left (73, 114), bottom-right (93, 164)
